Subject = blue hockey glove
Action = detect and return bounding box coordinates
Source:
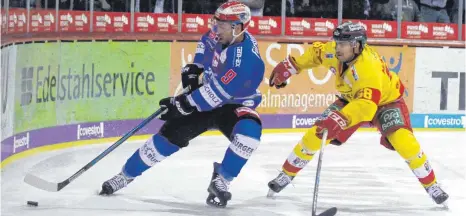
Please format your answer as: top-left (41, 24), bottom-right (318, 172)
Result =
top-left (158, 95), bottom-right (196, 121)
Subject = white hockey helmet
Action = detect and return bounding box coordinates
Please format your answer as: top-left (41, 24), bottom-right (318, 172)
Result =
top-left (212, 1), bottom-right (251, 39)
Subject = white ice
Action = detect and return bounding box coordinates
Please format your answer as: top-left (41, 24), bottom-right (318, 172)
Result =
top-left (1, 131), bottom-right (465, 216)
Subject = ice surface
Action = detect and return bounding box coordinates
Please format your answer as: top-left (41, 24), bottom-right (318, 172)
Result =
top-left (1, 131), bottom-right (465, 216)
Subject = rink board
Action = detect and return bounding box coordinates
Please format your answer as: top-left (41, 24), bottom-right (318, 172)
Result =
top-left (1, 41), bottom-right (465, 168)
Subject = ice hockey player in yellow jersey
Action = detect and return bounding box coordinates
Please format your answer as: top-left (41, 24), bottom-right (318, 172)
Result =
top-left (267, 21), bottom-right (449, 205)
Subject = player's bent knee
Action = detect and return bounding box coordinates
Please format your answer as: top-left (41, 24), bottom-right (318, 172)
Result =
top-left (234, 106), bottom-right (262, 126)
top-left (158, 129), bottom-right (190, 148)
top-left (231, 118), bottom-right (262, 140)
top-left (386, 128), bottom-right (421, 160)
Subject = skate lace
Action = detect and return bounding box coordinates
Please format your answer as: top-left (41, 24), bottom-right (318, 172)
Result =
top-left (108, 174), bottom-right (131, 191)
top-left (213, 176), bottom-right (230, 192)
top-left (428, 185), bottom-right (443, 197)
top-left (275, 172), bottom-right (292, 187)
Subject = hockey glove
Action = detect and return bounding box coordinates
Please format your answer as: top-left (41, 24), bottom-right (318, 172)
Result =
top-left (182, 64), bottom-right (204, 93)
top-left (269, 56), bottom-right (298, 89)
top-left (158, 95), bottom-right (196, 121)
top-left (315, 110), bottom-right (349, 140)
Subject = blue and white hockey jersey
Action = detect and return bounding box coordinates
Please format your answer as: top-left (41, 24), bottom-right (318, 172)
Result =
top-left (186, 30), bottom-right (265, 112)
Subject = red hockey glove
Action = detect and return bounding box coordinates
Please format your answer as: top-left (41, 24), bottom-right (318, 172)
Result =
top-left (315, 111), bottom-right (349, 140)
top-left (269, 56), bottom-right (298, 89)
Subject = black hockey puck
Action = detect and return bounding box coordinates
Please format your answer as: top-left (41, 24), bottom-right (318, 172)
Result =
top-left (27, 201), bottom-right (38, 207)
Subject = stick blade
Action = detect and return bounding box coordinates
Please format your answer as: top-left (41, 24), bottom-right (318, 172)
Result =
top-left (24, 173), bottom-right (59, 192)
top-left (317, 207), bottom-right (338, 216)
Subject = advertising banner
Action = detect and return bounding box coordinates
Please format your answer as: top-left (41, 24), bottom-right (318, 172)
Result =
top-left (344, 19), bottom-right (397, 38)
top-left (248, 16), bottom-right (281, 35)
top-left (285, 17), bottom-right (313, 36)
top-left (29, 9), bottom-right (55, 33)
top-left (134, 13), bottom-right (177, 33)
top-left (59, 10), bottom-right (91, 32)
top-left (181, 14), bottom-right (211, 33)
top-left (402, 22), bottom-right (459, 40)
top-left (411, 114), bottom-right (466, 129)
top-left (430, 23), bottom-right (458, 40)
top-left (170, 41), bottom-right (416, 115)
top-left (285, 18), bottom-right (338, 37)
top-left (13, 41), bottom-right (171, 134)
top-left (413, 48), bottom-right (465, 114)
top-left (93, 12), bottom-right (130, 32)
top-left (7, 8), bottom-right (27, 34)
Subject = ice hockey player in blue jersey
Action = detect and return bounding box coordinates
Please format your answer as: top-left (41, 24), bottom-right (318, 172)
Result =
top-left (99, 1), bottom-right (265, 208)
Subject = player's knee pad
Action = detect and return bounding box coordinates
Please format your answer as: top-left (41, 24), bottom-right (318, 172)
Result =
top-left (123, 134), bottom-right (180, 177)
top-left (386, 128), bottom-right (420, 160)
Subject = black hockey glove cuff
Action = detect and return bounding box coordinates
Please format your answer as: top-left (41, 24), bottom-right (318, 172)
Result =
top-left (158, 95), bottom-right (196, 121)
top-left (181, 64), bottom-right (204, 93)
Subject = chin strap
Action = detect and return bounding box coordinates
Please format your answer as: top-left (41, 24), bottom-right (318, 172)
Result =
top-left (229, 23), bottom-right (247, 45)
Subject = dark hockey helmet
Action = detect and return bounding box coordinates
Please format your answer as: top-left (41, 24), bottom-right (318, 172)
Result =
top-left (332, 21), bottom-right (367, 47)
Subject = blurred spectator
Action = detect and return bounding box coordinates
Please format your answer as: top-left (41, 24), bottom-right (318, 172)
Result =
top-left (153, 0), bottom-right (222, 14)
top-left (263, 0), bottom-right (281, 16)
top-left (343, 0), bottom-right (370, 19)
top-left (136, 0), bottom-right (153, 12)
top-left (8, 0), bottom-right (26, 8)
top-left (153, 0), bottom-right (176, 13)
top-left (276, 0), bottom-right (338, 18)
top-left (98, 0), bottom-right (111, 10)
top-left (302, 0), bottom-right (338, 18)
top-left (450, 0), bottom-right (465, 24)
top-left (183, 0), bottom-right (224, 14)
top-left (418, 0), bottom-right (450, 23)
top-left (34, 0), bottom-right (55, 9)
top-left (371, 0), bottom-right (423, 22)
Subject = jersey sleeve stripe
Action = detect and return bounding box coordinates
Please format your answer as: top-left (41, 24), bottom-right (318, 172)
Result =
top-left (189, 83), bottom-right (228, 111)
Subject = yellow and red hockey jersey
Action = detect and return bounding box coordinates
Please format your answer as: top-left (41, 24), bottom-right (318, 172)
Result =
top-left (290, 41), bottom-right (405, 128)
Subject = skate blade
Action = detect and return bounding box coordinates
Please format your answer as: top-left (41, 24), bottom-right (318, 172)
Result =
top-left (440, 200), bottom-right (449, 210)
top-left (266, 189), bottom-right (276, 198)
top-left (206, 194), bottom-right (227, 208)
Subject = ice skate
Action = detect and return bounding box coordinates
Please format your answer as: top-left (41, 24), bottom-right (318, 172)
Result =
top-left (206, 162), bottom-right (232, 208)
top-left (99, 172), bottom-right (134, 195)
top-left (267, 171), bottom-right (294, 197)
top-left (426, 183), bottom-right (449, 206)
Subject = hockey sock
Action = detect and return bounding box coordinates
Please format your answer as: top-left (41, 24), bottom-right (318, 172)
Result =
top-left (282, 126), bottom-right (330, 177)
top-left (387, 128), bottom-right (437, 188)
top-left (123, 134), bottom-right (180, 178)
top-left (406, 151), bottom-right (437, 188)
top-left (218, 119), bottom-right (261, 181)
top-left (282, 141), bottom-right (314, 177)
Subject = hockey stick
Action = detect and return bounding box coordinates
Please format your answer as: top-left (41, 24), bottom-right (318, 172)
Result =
top-left (23, 107), bottom-right (165, 192)
top-left (24, 87), bottom-right (190, 192)
top-left (312, 129), bottom-right (338, 216)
